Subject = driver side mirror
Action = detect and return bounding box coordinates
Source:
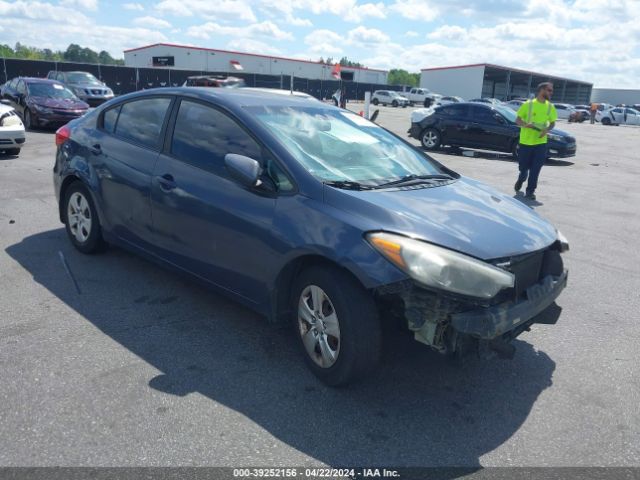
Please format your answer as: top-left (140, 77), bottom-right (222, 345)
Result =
top-left (224, 153), bottom-right (261, 188)
top-left (494, 114), bottom-right (506, 124)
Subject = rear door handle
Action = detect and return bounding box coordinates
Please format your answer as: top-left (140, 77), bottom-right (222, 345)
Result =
top-left (157, 173), bottom-right (176, 191)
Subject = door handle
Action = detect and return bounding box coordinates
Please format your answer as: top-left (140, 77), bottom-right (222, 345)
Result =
top-left (90, 144), bottom-right (102, 155)
top-left (157, 173), bottom-right (176, 191)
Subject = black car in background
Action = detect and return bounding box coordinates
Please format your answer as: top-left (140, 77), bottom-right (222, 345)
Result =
top-left (1, 77), bottom-right (89, 130)
top-left (409, 102), bottom-right (576, 159)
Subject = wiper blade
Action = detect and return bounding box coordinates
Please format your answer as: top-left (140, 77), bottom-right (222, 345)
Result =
top-left (375, 174), bottom-right (454, 188)
top-left (324, 180), bottom-right (373, 191)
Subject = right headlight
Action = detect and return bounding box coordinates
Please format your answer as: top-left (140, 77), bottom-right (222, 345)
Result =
top-left (367, 232), bottom-right (514, 299)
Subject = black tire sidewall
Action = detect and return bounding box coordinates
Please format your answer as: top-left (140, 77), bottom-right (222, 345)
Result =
top-left (291, 266), bottom-right (381, 387)
top-left (24, 109), bottom-right (32, 130)
top-left (63, 182), bottom-right (105, 254)
top-left (421, 128), bottom-right (441, 150)
top-left (392, 100), bottom-right (398, 107)
top-left (372, 98), bottom-right (379, 105)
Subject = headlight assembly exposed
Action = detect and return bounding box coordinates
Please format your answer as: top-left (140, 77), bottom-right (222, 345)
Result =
top-left (556, 230), bottom-right (570, 252)
top-left (548, 133), bottom-right (563, 142)
top-left (367, 232), bottom-right (514, 299)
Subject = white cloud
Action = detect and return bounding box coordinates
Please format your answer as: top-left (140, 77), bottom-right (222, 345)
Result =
top-left (344, 2), bottom-right (386, 22)
top-left (347, 26), bottom-right (389, 45)
top-left (304, 29), bottom-right (343, 55)
top-left (59, 0), bottom-right (98, 10)
top-left (427, 25), bottom-right (467, 41)
top-left (389, 0), bottom-right (440, 22)
top-left (155, 0), bottom-right (256, 22)
top-left (405, 30), bottom-right (419, 37)
top-left (187, 21), bottom-right (293, 41)
top-left (0, 1), bottom-right (90, 23)
top-left (132, 16), bottom-right (172, 29)
top-left (123, 2), bottom-right (144, 11)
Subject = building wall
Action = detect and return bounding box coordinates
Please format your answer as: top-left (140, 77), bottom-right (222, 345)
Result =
top-left (124, 45), bottom-right (387, 83)
top-left (591, 88), bottom-right (640, 105)
top-left (419, 65), bottom-right (485, 99)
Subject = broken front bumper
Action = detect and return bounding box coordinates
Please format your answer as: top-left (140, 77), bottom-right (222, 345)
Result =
top-left (451, 271), bottom-right (567, 340)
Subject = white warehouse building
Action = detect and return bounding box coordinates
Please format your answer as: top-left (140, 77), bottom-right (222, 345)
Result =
top-left (420, 63), bottom-right (593, 104)
top-left (124, 43), bottom-right (388, 84)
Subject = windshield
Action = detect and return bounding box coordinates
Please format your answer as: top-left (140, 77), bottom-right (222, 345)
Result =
top-left (67, 72), bottom-right (101, 85)
top-left (249, 106), bottom-right (448, 185)
top-left (27, 83), bottom-right (77, 100)
top-left (494, 105), bottom-right (517, 123)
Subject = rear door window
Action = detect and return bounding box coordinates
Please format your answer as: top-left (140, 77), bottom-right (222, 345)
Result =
top-left (472, 106), bottom-right (498, 124)
top-left (440, 104), bottom-right (469, 118)
top-left (114, 97), bottom-right (171, 149)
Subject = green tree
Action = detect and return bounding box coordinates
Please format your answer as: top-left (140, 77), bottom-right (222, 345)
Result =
top-left (339, 56), bottom-right (363, 67)
top-left (388, 69), bottom-right (420, 87)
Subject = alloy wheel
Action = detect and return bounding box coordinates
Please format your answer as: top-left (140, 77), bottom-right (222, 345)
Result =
top-left (297, 285), bottom-right (341, 368)
top-left (422, 130), bottom-right (438, 148)
top-left (67, 192), bottom-right (92, 244)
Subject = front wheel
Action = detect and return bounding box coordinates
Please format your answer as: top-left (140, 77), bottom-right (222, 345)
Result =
top-left (63, 182), bottom-right (107, 254)
top-left (420, 128), bottom-right (441, 150)
top-left (292, 266), bottom-right (381, 386)
top-left (601, 117), bottom-right (611, 126)
top-left (392, 100), bottom-right (398, 107)
top-left (372, 98), bottom-right (379, 106)
top-left (23, 109), bottom-right (34, 130)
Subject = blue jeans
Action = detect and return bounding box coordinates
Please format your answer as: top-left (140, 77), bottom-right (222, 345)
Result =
top-left (517, 143), bottom-right (547, 195)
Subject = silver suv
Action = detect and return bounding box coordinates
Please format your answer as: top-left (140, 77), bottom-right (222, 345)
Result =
top-left (47, 71), bottom-right (114, 107)
top-left (372, 90), bottom-right (410, 107)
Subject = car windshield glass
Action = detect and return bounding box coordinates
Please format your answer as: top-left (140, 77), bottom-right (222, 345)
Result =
top-left (494, 105), bottom-right (517, 123)
top-left (67, 72), bottom-right (101, 85)
top-left (248, 106), bottom-right (449, 185)
top-left (27, 83), bottom-right (77, 100)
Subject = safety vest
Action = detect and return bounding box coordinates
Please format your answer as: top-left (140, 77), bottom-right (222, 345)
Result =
top-left (526, 99), bottom-right (553, 123)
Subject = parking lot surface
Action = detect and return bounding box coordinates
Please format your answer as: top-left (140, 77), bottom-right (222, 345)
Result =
top-left (0, 107), bottom-right (638, 468)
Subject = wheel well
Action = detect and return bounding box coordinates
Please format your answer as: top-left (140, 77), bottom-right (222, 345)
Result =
top-left (270, 255), bottom-right (367, 325)
top-left (58, 175), bottom-right (81, 222)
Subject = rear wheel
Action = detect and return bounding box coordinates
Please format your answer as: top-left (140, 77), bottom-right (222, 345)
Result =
top-left (421, 128), bottom-right (441, 150)
top-left (62, 182), bottom-right (106, 254)
top-left (372, 98), bottom-right (379, 106)
top-left (511, 142), bottom-right (520, 159)
top-left (292, 266), bottom-right (381, 386)
top-left (392, 100), bottom-right (398, 107)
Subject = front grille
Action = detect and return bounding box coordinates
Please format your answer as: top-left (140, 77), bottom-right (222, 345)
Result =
top-left (90, 89), bottom-right (106, 95)
top-left (0, 139), bottom-right (11, 145)
top-left (508, 252), bottom-right (544, 298)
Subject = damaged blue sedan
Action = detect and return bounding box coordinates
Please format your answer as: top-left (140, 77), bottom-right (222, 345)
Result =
top-left (53, 87), bottom-right (568, 386)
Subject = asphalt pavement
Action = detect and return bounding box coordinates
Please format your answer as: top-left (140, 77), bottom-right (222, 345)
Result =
top-left (0, 109), bottom-right (638, 469)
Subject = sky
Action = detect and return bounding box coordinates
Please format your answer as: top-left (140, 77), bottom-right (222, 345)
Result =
top-left (0, 0), bottom-right (638, 88)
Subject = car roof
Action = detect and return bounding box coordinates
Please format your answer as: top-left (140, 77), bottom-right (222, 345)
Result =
top-left (114, 86), bottom-right (334, 109)
top-left (17, 77), bottom-right (62, 84)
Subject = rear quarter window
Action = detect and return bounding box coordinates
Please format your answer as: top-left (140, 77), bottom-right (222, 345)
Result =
top-left (101, 106), bottom-right (120, 133)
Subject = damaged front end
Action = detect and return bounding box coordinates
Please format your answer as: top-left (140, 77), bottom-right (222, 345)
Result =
top-left (376, 245), bottom-right (567, 361)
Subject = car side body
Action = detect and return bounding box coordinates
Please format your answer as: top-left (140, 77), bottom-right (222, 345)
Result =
top-left (54, 88), bottom-right (568, 385)
top-left (409, 102), bottom-right (577, 159)
top-left (0, 102), bottom-right (26, 155)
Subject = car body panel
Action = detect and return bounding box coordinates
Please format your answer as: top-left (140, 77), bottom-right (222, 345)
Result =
top-left (0, 103), bottom-right (26, 151)
top-left (53, 87), bottom-right (566, 354)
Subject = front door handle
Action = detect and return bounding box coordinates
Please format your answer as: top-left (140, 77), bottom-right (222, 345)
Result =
top-left (157, 173), bottom-right (176, 191)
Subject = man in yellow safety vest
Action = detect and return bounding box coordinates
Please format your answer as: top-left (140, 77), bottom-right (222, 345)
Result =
top-left (514, 82), bottom-right (558, 200)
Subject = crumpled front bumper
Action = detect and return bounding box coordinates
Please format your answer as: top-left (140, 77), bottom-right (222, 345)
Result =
top-left (450, 271), bottom-right (568, 340)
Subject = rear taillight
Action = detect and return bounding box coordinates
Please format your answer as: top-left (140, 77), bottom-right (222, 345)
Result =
top-left (55, 124), bottom-right (71, 146)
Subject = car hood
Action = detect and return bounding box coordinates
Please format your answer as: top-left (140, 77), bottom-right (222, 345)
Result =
top-left (0, 103), bottom-right (15, 115)
top-left (324, 176), bottom-right (558, 260)
top-left (30, 96), bottom-right (89, 109)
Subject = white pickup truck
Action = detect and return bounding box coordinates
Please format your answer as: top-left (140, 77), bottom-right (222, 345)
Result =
top-left (405, 87), bottom-right (441, 107)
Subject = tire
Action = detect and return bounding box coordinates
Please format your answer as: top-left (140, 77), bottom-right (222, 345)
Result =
top-left (6, 148), bottom-right (20, 156)
top-left (392, 100), bottom-right (398, 108)
top-left (23, 109), bottom-right (33, 130)
top-left (601, 117), bottom-right (611, 126)
top-left (511, 142), bottom-right (520, 159)
top-left (420, 128), bottom-right (441, 150)
top-left (424, 98), bottom-right (432, 108)
top-left (62, 182), bottom-right (107, 254)
top-left (292, 266), bottom-right (381, 387)
top-left (372, 98), bottom-right (379, 106)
